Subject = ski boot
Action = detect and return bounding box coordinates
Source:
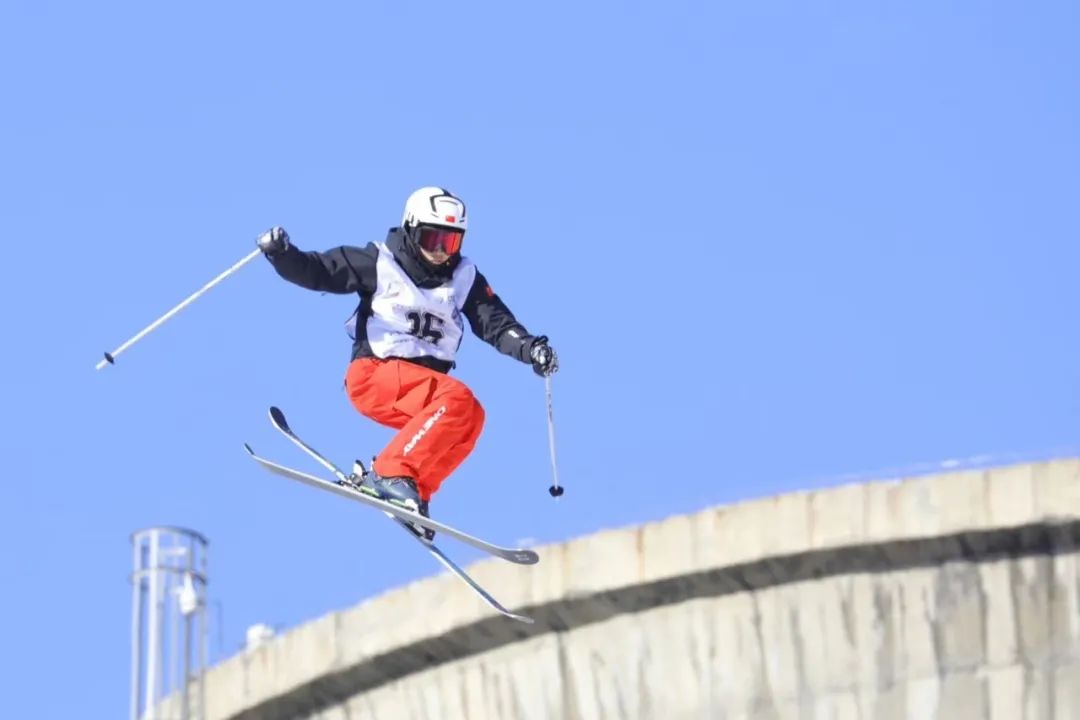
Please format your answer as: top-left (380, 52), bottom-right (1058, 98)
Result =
top-left (353, 462), bottom-right (434, 542)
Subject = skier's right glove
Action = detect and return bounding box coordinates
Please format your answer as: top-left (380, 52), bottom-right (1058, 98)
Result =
top-left (529, 336), bottom-right (559, 377)
top-left (256, 226), bottom-right (290, 257)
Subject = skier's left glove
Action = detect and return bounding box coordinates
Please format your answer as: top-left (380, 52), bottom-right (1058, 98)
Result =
top-left (256, 226), bottom-right (290, 257)
top-left (529, 336), bottom-right (559, 377)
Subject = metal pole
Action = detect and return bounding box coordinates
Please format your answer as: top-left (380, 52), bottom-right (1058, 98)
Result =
top-left (199, 593), bottom-right (209, 719)
top-left (199, 561), bottom-right (209, 720)
top-left (96, 247), bottom-right (261, 370)
top-left (169, 571), bottom-right (179, 710)
top-left (181, 611), bottom-right (192, 720)
top-left (545, 375), bottom-right (564, 497)
top-left (130, 539), bottom-right (144, 720)
top-left (144, 531), bottom-right (159, 719)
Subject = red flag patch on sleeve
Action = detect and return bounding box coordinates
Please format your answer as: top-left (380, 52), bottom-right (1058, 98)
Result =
top-left (485, 285), bottom-right (494, 298)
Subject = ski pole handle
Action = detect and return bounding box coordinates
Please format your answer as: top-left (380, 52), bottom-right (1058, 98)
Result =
top-left (545, 375), bottom-right (563, 497)
top-left (96, 247), bottom-right (262, 370)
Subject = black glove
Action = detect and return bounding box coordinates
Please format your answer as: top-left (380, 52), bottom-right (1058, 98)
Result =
top-left (256, 226), bottom-right (290, 257)
top-left (528, 336), bottom-right (559, 377)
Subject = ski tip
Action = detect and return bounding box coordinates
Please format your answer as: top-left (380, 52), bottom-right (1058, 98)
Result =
top-left (514, 550), bottom-right (541, 565)
top-left (268, 406), bottom-right (289, 431)
top-left (243, 443), bottom-right (255, 456)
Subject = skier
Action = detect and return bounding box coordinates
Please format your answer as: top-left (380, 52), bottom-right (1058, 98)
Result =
top-left (255, 187), bottom-right (558, 539)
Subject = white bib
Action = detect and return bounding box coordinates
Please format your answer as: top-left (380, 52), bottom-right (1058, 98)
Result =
top-left (363, 242), bottom-right (476, 363)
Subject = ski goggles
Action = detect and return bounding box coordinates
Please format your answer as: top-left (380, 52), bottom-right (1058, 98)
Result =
top-left (417, 225), bottom-right (464, 255)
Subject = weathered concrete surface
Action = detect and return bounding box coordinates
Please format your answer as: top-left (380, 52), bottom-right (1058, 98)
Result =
top-left (167, 459), bottom-right (1080, 719)
top-left (312, 555), bottom-right (1080, 720)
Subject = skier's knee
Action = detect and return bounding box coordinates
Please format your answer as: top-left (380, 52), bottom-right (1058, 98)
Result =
top-left (459, 387), bottom-right (484, 417)
top-left (445, 383), bottom-right (484, 429)
top-left (471, 396), bottom-right (486, 428)
top-left (449, 382), bottom-right (477, 406)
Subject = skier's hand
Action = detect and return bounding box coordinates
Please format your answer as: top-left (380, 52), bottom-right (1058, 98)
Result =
top-left (529, 336), bottom-right (559, 377)
top-left (256, 226), bottom-right (290, 257)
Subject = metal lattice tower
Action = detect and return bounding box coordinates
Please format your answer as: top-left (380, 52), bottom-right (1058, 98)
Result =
top-left (129, 527), bottom-right (209, 720)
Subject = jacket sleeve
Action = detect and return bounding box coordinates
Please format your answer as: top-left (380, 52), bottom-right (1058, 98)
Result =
top-left (267, 243), bottom-right (378, 295)
top-left (462, 270), bottom-right (536, 363)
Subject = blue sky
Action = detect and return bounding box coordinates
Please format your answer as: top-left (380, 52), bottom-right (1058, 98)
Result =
top-left (2, 1), bottom-right (1078, 717)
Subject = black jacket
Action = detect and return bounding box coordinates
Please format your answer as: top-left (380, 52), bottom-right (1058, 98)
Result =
top-left (267, 228), bottom-right (537, 373)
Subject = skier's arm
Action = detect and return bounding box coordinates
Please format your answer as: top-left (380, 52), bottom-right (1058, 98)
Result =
top-left (462, 271), bottom-right (540, 364)
top-left (261, 231), bottom-right (377, 295)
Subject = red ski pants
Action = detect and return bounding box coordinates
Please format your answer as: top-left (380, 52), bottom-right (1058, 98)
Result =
top-left (344, 358), bottom-right (485, 500)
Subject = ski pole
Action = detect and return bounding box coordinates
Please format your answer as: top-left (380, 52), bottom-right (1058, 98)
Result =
top-left (95, 247), bottom-right (262, 370)
top-left (544, 375), bottom-right (564, 497)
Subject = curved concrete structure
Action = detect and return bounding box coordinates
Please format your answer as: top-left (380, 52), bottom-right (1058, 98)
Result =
top-left (168, 458), bottom-right (1080, 719)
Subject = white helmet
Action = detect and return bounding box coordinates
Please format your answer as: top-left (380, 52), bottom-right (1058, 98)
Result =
top-left (402, 186), bottom-right (467, 232)
top-left (401, 187), bottom-right (468, 257)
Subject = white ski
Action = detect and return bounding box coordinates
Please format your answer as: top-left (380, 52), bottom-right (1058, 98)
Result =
top-left (244, 443), bottom-right (535, 624)
top-left (251, 407), bottom-right (539, 565)
top-left (389, 515), bottom-right (535, 624)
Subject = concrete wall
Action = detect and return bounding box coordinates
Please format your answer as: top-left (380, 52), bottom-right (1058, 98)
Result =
top-left (167, 459), bottom-right (1080, 720)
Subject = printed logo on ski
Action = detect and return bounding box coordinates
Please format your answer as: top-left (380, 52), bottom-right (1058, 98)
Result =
top-left (403, 405), bottom-right (447, 455)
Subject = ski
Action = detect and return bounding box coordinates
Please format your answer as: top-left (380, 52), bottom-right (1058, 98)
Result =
top-left (243, 444), bottom-right (539, 566)
top-left (253, 407), bottom-right (539, 565)
top-left (246, 443), bottom-right (533, 623)
top-left (243, 442), bottom-right (535, 624)
top-left (389, 515), bottom-right (534, 624)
